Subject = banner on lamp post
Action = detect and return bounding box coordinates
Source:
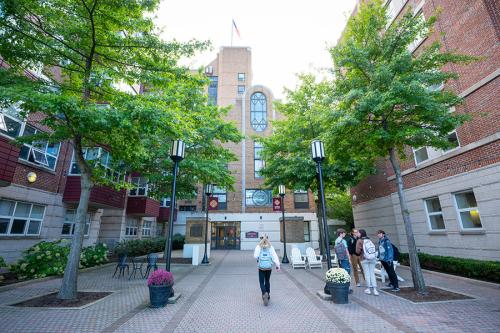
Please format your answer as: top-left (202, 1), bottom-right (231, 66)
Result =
top-left (272, 197), bottom-right (282, 211)
top-left (208, 197), bottom-right (218, 210)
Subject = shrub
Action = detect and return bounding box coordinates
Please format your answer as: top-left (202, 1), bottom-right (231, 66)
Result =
top-left (172, 233), bottom-right (185, 250)
top-left (11, 240), bottom-right (109, 280)
top-left (325, 267), bottom-right (351, 283)
top-left (147, 269), bottom-right (174, 287)
top-left (0, 256), bottom-right (7, 267)
top-left (114, 237), bottom-right (165, 257)
top-left (399, 252), bottom-right (500, 283)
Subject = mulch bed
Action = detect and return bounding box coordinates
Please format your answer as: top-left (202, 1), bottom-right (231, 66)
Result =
top-left (0, 271), bottom-right (20, 287)
top-left (381, 286), bottom-right (473, 303)
top-left (12, 291), bottom-right (112, 308)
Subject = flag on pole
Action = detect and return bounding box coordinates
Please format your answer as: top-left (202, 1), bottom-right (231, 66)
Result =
top-left (232, 19), bottom-right (241, 38)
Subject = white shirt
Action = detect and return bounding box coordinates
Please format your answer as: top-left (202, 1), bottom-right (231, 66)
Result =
top-left (254, 245), bottom-right (280, 269)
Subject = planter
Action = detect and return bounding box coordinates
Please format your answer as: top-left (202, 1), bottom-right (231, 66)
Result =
top-left (327, 281), bottom-right (350, 304)
top-left (148, 284), bottom-right (172, 308)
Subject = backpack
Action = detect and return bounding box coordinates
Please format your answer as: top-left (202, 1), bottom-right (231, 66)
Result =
top-left (334, 240), bottom-right (348, 261)
top-left (363, 239), bottom-right (377, 260)
top-left (258, 247), bottom-right (273, 269)
top-left (392, 244), bottom-right (400, 262)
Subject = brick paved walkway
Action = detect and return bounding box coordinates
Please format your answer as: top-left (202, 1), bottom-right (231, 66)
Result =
top-left (0, 251), bottom-right (499, 333)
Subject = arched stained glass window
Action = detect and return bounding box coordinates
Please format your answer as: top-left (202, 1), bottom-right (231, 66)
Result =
top-left (250, 92), bottom-right (267, 132)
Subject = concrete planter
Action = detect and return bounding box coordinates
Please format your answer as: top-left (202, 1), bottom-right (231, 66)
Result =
top-left (148, 284), bottom-right (172, 308)
top-left (327, 281), bottom-right (350, 304)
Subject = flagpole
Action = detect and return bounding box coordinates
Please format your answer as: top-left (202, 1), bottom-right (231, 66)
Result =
top-left (231, 20), bottom-right (233, 46)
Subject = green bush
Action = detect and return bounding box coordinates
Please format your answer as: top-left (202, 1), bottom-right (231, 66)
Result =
top-left (11, 240), bottom-right (108, 280)
top-left (172, 233), bottom-right (185, 250)
top-left (114, 237), bottom-right (165, 257)
top-left (399, 252), bottom-right (500, 283)
top-left (0, 256), bottom-right (7, 267)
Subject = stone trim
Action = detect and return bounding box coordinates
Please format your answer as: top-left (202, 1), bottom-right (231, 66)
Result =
top-left (459, 69), bottom-right (500, 98)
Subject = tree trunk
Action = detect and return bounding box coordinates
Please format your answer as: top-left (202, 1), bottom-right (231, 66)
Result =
top-left (57, 140), bottom-right (93, 300)
top-left (315, 198), bottom-right (325, 256)
top-left (388, 147), bottom-right (426, 294)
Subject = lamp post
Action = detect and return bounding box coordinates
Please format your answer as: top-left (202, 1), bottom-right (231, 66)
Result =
top-left (164, 140), bottom-right (185, 273)
top-left (279, 185), bottom-right (289, 264)
top-left (311, 140), bottom-right (332, 293)
top-left (201, 183), bottom-right (214, 265)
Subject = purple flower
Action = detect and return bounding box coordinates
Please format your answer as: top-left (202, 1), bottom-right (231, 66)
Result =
top-left (147, 269), bottom-right (174, 287)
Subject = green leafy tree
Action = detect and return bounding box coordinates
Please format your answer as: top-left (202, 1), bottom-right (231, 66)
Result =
top-left (326, 0), bottom-right (474, 293)
top-left (326, 190), bottom-right (354, 230)
top-left (0, 0), bottom-right (239, 299)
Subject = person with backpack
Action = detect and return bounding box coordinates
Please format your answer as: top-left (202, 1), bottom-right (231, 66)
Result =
top-left (347, 228), bottom-right (365, 287)
top-left (334, 228), bottom-right (353, 293)
top-left (377, 230), bottom-right (400, 292)
top-left (356, 229), bottom-right (379, 296)
top-left (253, 235), bottom-right (280, 306)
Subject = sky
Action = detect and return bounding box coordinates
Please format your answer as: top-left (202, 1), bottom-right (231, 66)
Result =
top-left (156, 0), bottom-right (357, 100)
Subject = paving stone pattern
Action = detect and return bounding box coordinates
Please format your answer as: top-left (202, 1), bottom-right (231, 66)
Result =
top-left (0, 251), bottom-right (499, 333)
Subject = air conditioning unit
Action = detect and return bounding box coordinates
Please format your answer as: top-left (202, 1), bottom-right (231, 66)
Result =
top-left (205, 66), bottom-right (213, 74)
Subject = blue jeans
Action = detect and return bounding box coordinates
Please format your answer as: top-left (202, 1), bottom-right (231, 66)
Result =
top-left (258, 269), bottom-right (272, 295)
top-left (340, 259), bottom-right (351, 275)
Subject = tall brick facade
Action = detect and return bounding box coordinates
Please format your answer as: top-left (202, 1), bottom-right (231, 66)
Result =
top-left (350, 0), bottom-right (500, 260)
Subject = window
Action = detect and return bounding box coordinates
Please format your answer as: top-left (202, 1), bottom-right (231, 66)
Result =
top-left (130, 177), bottom-right (148, 196)
top-left (62, 210), bottom-right (91, 236)
top-left (408, 12), bottom-right (426, 52)
top-left (424, 198), bottom-right (445, 230)
top-left (454, 191), bottom-right (482, 229)
top-left (413, 131), bottom-right (460, 165)
top-left (238, 85), bottom-right (245, 95)
top-left (203, 186), bottom-right (227, 210)
top-left (304, 221), bottom-right (311, 242)
top-left (208, 76), bottom-right (218, 105)
top-left (250, 92), bottom-right (267, 132)
top-left (179, 205), bottom-right (197, 211)
top-left (238, 73), bottom-right (245, 81)
top-left (18, 125), bottom-right (60, 170)
top-left (245, 189), bottom-right (272, 206)
top-left (161, 198), bottom-right (171, 207)
top-left (70, 147), bottom-right (123, 182)
top-left (294, 190), bottom-right (309, 209)
top-left (0, 200), bottom-right (45, 236)
top-left (125, 218), bottom-right (138, 236)
top-left (0, 104), bottom-right (23, 138)
top-left (386, 0), bottom-right (405, 24)
top-left (254, 141), bottom-right (264, 178)
top-left (142, 221), bottom-right (152, 236)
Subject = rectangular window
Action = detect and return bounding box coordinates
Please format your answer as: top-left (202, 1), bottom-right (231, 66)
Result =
top-left (18, 125), bottom-right (61, 170)
top-left (125, 218), bottom-right (138, 236)
top-left (424, 197), bottom-right (445, 230)
top-left (161, 198), bottom-right (171, 207)
top-left (203, 186), bottom-right (227, 210)
top-left (238, 85), bottom-right (245, 95)
top-left (0, 104), bottom-right (24, 139)
top-left (454, 191), bottom-right (482, 229)
top-left (0, 199), bottom-right (45, 236)
top-left (142, 221), bottom-right (152, 236)
top-left (245, 189), bottom-right (272, 207)
top-left (69, 147), bottom-right (122, 182)
top-left (179, 205), bottom-right (197, 211)
top-left (254, 141), bottom-right (264, 178)
top-left (208, 76), bottom-right (218, 105)
top-left (294, 190), bottom-right (309, 209)
top-left (304, 221), bottom-right (311, 242)
top-left (238, 73), bottom-right (245, 81)
top-left (62, 210), bottom-right (91, 236)
top-left (408, 11), bottom-right (426, 52)
top-left (130, 176), bottom-right (148, 196)
top-left (386, 0), bottom-right (404, 24)
top-left (413, 131), bottom-right (460, 165)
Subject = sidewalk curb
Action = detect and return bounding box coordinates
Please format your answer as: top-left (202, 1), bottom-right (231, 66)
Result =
top-left (398, 265), bottom-right (500, 289)
top-left (0, 263), bottom-right (115, 293)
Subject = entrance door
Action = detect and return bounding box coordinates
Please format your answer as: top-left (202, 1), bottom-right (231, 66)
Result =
top-left (213, 223), bottom-right (240, 249)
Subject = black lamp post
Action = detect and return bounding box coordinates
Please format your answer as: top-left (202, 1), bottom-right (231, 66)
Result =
top-left (279, 185), bottom-right (289, 264)
top-left (164, 140), bottom-right (185, 273)
top-left (311, 140), bottom-right (332, 293)
top-left (201, 183), bottom-right (213, 265)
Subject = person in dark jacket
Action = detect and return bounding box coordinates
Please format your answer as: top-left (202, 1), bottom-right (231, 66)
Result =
top-left (347, 228), bottom-right (364, 287)
top-left (377, 230), bottom-right (399, 292)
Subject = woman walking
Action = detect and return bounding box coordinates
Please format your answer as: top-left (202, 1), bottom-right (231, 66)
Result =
top-left (253, 236), bottom-right (280, 306)
top-left (356, 229), bottom-right (379, 296)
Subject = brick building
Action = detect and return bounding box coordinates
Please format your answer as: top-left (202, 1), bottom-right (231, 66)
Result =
top-left (350, 0), bottom-right (500, 260)
top-left (0, 59), bottom-right (166, 262)
top-left (175, 47), bottom-right (320, 252)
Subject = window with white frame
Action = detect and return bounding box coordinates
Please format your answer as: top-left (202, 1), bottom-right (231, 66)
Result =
top-left (424, 197), bottom-right (445, 230)
top-left (254, 141), bottom-right (264, 178)
top-left (161, 198), bottom-right (171, 207)
top-left (69, 147), bottom-right (123, 182)
top-left (250, 92), bottom-right (267, 132)
top-left (19, 124), bottom-right (61, 170)
top-left (238, 73), bottom-right (245, 81)
top-left (142, 220), bottom-right (152, 236)
top-left (130, 176), bottom-right (148, 196)
top-left (125, 218), bottom-right (139, 236)
top-left (408, 11), bottom-right (427, 52)
top-left (203, 186), bottom-right (227, 210)
top-left (386, 0), bottom-right (405, 24)
top-left (454, 191), bottom-right (482, 229)
top-left (413, 130), bottom-right (460, 165)
top-left (0, 104), bottom-right (24, 139)
top-left (0, 199), bottom-right (45, 236)
top-left (294, 190), bottom-right (309, 209)
top-left (238, 85), bottom-right (245, 95)
top-left (62, 210), bottom-right (91, 236)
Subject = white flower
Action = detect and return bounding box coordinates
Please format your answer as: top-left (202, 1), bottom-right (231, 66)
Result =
top-left (325, 268), bottom-right (351, 283)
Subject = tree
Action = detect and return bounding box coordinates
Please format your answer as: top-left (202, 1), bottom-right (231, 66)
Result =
top-left (326, 190), bottom-right (354, 230)
top-left (0, 0), bottom-right (240, 299)
top-left (325, 0), bottom-right (473, 293)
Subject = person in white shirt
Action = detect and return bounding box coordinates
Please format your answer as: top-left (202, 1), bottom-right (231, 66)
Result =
top-left (253, 235), bottom-right (280, 306)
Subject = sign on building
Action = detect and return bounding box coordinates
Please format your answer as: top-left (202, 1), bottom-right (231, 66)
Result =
top-left (272, 197), bottom-right (281, 211)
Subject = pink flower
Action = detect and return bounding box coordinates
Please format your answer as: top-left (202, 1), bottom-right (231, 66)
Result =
top-left (147, 269), bottom-right (174, 287)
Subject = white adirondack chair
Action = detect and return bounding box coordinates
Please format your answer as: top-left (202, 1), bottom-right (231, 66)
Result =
top-left (374, 261), bottom-right (405, 283)
top-left (331, 253), bottom-right (339, 267)
top-left (306, 247), bottom-right (323, 269)
top-left (291, 247), bottom-right (306, 269)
